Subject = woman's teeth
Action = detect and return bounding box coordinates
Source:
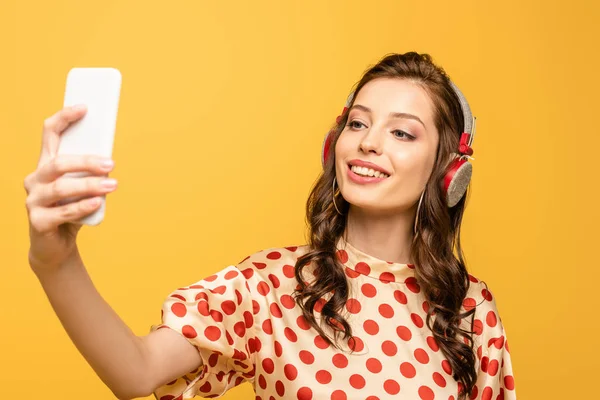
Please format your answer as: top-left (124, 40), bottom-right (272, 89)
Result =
top-left (350, 165), bottom-right (389, 178)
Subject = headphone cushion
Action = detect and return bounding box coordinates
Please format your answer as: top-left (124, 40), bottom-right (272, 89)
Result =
top-left (444, 158), bottom-right (472, 207)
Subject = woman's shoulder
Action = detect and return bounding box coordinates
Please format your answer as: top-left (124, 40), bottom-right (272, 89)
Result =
top-left (232, 243), bottom-right (312, 282)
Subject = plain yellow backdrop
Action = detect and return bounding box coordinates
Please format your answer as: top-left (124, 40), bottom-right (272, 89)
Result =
top-left (1, 0), bottom-right (598, 398)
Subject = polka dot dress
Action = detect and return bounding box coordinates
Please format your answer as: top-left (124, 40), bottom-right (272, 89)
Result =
top-left (151, 237), bottom-right (516, 399)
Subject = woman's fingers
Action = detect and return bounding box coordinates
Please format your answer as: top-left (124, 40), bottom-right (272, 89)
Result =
top-left (29, 196), bottom-right (103, 233)
top-left (36, 154), bottom-right (114, 184)
top-left (30, 175), bottom-right (118, 208)
top-left (38, 105), bottom-right (88, 166)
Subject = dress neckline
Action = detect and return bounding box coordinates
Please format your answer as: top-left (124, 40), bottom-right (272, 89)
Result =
top-left (335, 236), bottom-right (416, 283)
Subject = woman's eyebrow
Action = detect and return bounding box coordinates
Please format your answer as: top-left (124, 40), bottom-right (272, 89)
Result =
top-left (351, 104), bottom-right (425, 128)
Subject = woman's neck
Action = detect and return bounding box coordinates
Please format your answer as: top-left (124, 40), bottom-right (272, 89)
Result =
top-left (344, 205), bottom-right (415, 265)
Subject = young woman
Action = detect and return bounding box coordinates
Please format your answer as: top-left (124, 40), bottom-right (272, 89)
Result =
top-left (24, 52), bottom-right (516, 400)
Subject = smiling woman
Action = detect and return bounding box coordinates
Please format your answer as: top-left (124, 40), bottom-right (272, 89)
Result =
top-left (24, 52), bottom-right (514, 400)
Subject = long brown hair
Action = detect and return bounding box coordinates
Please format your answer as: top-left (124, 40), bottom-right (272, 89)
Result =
top-left (293, 52), bottom-right (478, 399)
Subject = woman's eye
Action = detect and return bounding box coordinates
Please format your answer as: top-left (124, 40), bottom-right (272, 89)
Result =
top-left (347, 120), bottom-right (365, 129)
top-left (392, 130), bottom-right (415, 140)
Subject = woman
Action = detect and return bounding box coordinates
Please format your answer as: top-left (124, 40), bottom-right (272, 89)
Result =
top-left (24, 52), bottom-right (516, 400)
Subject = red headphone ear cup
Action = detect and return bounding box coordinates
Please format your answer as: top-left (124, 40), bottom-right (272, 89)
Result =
top-left (443, 157), bottom-right (472, 207)
top-left (321, 130), bottom-right (334, 168)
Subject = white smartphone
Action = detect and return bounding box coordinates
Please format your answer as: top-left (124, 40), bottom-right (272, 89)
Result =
top-left (57, 67), bottom-right (122, 226)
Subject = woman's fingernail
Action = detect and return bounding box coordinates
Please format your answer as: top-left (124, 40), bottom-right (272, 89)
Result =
top-left (101, 178), bottom-right (117, 189)
top-left (100, 159), bottom-right (114, 170)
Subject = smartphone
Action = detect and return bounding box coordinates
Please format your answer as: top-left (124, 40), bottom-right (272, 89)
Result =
top-left (57, 67), bottom-right (122, 226)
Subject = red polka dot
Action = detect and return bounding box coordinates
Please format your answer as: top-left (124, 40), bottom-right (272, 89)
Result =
top-left (422, 301), bottom-right (430, 313)
top-left (314, 335), bottom-right (330, 349)
top-left (346, 298), bottom-right (362, 314)
top-left (210, 285), bottom-right (226, 295)
top-left (364, 319), bottom-right (380, 335)
top-left (270, 303), bottom-right (283, 318)
top-left (268, 274), bottom-right (281, 288)
top-left (257, 281), bottom-right (270, 296)
top-left (241, 268), bottom-right (254, 279)
top-left (253, 261), bottom-right (267, 269)
top-left (314, 298), bottom-right (326, 313)
top-left (463, 297), bottom-right (476, 311)
top-left (378, 304), bottom-right (394, 318)
top-left (276, 380), bottom-right (285, 396)
top-left (331, 390), bottom-right (347, 400)
top-left (267, 251), bottom-right (281, 260)
top-left (433, 372), bottom-right (446, 387)
top-left (355, 262), bottom-right (371, 275)
top-left (411, 313), bottom-right (424, 328)
top-left (397, 325), bottom-right (412, 341)
top-left (299, 350), bottom-right (315, 364)
top-left (235, 289), bottom-right (243, 305)
top-left (349, 374), bottom-right (366, 389)
top-left (171, 303), bottom-right (187, 317)
top-left (182, 325), bottom-right (197, 339)
top-left (382, 340), bottom-right (398, 356)
top-left (482, 288), bottom-right (493, 301)
top-left (504, 375), bottom-right (515, 390)
top-left (274, 341), bottom-right (283, 357)
top-left (481, 356), bottom-right (489, 372)
top-left (405, 277), bottom-right (421, 293)
top-left (296, 315), bottom-right (310, 330)
top-left (204, 326), bottom-right (221, 341)
top-left (366, 358), bottom-right (382, 373)
top-left (345, 267), bottom-right (360, 278)
top-left (442, 360), bottom-right (452, 375)
top-left (394, 290), bottom-right (408, 304)
top-left (210, 309), bottom-right (223, 322)
top-left (348, 336), bottom-right (364, 352)
top-left (199, 381), bottom-right (212, 392)
top-left (332, 353), bottom-right (348, 368)
top-left (281, 294), bottom-right (296, 309)
top-left (488, 359), bottom-right (499, 376)
top-left (418, 385), bottom-right (434, 400)
top-left (427, 336), bottom-right (440, 352)
top-left (285, 327), bottom-right (298, 342)
top-left (262, 319), bottom-right (273, 334)
top-left (366, 397), bottom-right (380, 400)
top-left (361, 283), bottom-right (377, 297)
top-left (316, 370), bottom-right (332, 384)
top-left (336, 249), bottom-right (349, 263)
top-left (262, 358), bottom-right (275, 374)
top-left (224, 270), bottom-right (239, 280)
top-left (384, 379), bottom-right (401, 395)
top-left (482, 386), bottom-right (493, 400)
top-left (221, 300), bottom-right (236, 315)
top-left (252, 300), bottom-right (260, 315)
top-left (297, 387), bottom-right (313, 400)
top-left (204, 274), bottom-right (218, 282)
top-left (414, 348), bottom-right (430, 364)
top-left (379, 272), bottom-right (395, 283)
top-left (400, 362), bottom-right (416, 378)
top-left (282, 264), bottom-right (295, 278)
top-left (284, 363), bottom-right (298, 380)
top-left (473, 319), bottom-right (483, 335)
top-left (198, 300), bottom-right (210, 317)
top-left (234, 321), bottom-right (246, 337)
top-left (258, 373), bottom-right (267, 389)
top-left (486, 311), bottom-right (497, 327)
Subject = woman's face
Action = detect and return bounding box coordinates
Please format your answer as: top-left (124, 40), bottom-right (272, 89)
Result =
top-left (335, 77), bottom-right (440, 214)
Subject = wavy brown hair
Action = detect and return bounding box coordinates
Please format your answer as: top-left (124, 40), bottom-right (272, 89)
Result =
top-left (292, 52), bottom-right (479, 399)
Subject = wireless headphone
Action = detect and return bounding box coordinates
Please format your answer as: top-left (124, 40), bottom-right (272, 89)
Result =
top-left (321, 80), bottom-right (476, 208)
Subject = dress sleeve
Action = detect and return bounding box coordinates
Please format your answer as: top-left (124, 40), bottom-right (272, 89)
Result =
top-left (466, 281), bottom-right (517, 400)
top-left (150, 265), bottom-right (258, 400)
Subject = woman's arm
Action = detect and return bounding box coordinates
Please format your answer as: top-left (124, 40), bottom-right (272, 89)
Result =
top-left (33, 250), bottom-right (202, 399)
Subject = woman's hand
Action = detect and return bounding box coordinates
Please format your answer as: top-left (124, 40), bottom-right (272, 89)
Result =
top-left (24, 105), bottom-right (118, 272)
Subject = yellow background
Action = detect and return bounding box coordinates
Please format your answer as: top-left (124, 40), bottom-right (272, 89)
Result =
top-left (1, 0), bottom-right (597, 398)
